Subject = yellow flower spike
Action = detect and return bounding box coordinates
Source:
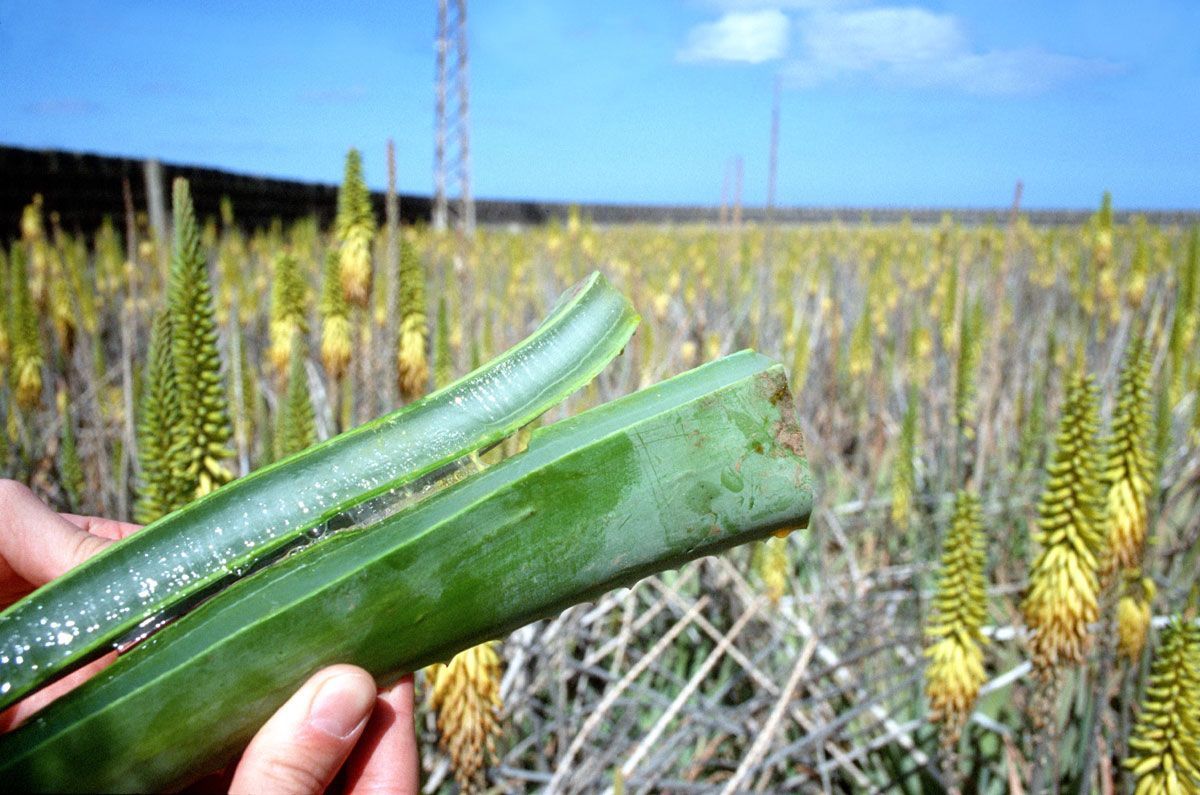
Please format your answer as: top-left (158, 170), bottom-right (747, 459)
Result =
top-left (1116, 572), bottom-right (1155, 663)
top-left (14, 360), bottom-right (44, 412)
top-left (0, 258), bottom-right (10, 377)
top-left (267, 252), bottom-right (309, 378)
top-left (756, 535), bottom-right (789, 605)
top-left (1022, 371), bottom-right (1106, 671)
top-left (679, 340), bottom-right (698, 367)
top-left (19, 194), bottom-right (44, 244)
top-left (925, 491), bottom-right (988, 733)
top-left (892, 387), bottom-right (919, 532)
top-left (334, 149), bottom-right (376, 308)
top-left (848, 304), bottom-right (872, 378)
top-left (319, 251), bottom-right (352, 381)
top-left (134, 311), bottom-right (190, 523)
top-left (427, 642), bottom-right (504, 793)
top-left (954, 296), bottom-right (983, 438)
top-left (651, 291), bottom-right (671, 322)
top-left (391, 233), bottom-right (429, 400)
top-left (1128, 225), bottom-right (1150, 307)
top-left (165, 179), bottom-right (234, 499)
top-left (1124, 619), bottom-right (1200, 792)
top-left (1103, 337), bottom-right (1154, 575)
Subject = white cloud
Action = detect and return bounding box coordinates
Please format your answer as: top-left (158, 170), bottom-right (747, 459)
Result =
top-left (802, 7), bottom-right (963, 71)
top-left (922, 48), bottom-right (1122, 95)
top-left (678, 10), bottom-right (790, 64)
top-left (783, 6), bottom-right (1121, 94)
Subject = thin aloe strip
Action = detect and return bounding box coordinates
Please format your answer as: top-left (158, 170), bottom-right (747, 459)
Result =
top-left (0, 352), bottom-right (812, 792)
top-left (0, 271), bottom-right (638, 712)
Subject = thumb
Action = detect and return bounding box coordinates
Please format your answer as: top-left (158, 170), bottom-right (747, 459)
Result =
top-left (0, 480), bottom-right (112, 587)
top-left (230, 666), bottom-right (377, 795)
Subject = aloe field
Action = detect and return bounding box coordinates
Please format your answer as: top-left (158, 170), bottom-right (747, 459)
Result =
top-left (2, 150), bottom-right (1200, 793)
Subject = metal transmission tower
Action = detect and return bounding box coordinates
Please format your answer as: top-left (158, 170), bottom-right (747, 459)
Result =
top-left (433, 0), bottom-right (474, 235)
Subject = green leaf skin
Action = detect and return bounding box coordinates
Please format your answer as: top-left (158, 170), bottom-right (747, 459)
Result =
top-left (0, 352), bottom-right (812, 792)
top-left (0, 272), bottom-right (638, 714)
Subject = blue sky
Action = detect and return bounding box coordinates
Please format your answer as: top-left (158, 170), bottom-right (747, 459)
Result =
top-left (1, 1), bottom-right (1197, 209)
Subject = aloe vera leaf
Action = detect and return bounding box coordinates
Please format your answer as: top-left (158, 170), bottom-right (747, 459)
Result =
top-left (0, 352), bottom-right (812, 792)
top-left (0, 272), bottom-right (638, 713)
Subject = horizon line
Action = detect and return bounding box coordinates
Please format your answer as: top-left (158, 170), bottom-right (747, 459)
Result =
top-left (5, 142), bottom-right (1199, 218)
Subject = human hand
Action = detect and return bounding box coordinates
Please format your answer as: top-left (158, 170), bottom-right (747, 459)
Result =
top-left (0, 479), bottom-right (141, 611)
top-left (0, 479), bottom-right (418, 794)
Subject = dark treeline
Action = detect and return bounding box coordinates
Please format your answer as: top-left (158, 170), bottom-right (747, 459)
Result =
top-left (3, 144), bottom-right (1198, 240)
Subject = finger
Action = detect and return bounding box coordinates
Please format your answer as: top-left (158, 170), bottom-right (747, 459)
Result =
top-left (0, 651), bottom-right (117, 733)
top-left (343, 676), bottom-right (419, 795)
top-left (230, 665), bottom-right (377, 795)
top-left (59, 513), bottom-right (142, 542)
top-left (0, 480), bottom-right (112, 588)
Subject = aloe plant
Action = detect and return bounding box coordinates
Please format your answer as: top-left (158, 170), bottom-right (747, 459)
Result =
top-left (0, 272), bottom-right (638, 714)
top-left (396, 230), bottom-right (428, 400)
top-left (275, 339), bottom-right (318, 460)
top-left (319, 249), bottom-right (352, 381)
top-left (134, 310), bottom-right (188, 524)
top-left (167, 178), bottom-right (234, 498)
top-left (0, 350), bottom-right (811, 791)
top-left (335, 148), bottom-right (375, 308)
top-left (7, 245), bottom-right (42, 411)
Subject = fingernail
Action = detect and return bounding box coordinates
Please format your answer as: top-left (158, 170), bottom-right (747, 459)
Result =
top-left (309, 672), bottom-right (375, 739)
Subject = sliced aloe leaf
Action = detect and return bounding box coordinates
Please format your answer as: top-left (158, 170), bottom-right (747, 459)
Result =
top-left (0, 351), bottom-right (812, 791)
top-left (0, 272), bottom-right (638, 713)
